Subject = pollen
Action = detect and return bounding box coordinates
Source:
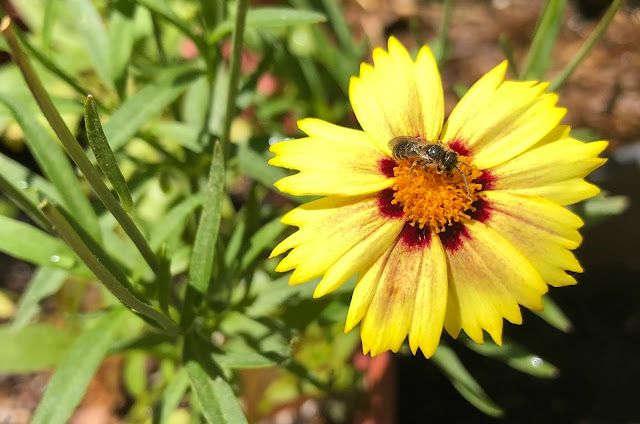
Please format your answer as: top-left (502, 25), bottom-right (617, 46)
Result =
top-left (391, 156), bottom-right (483, 233)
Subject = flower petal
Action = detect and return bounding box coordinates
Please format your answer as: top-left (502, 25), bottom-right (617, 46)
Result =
top-left (269, 119), bottom-right (394, 196)
top-left (503, 178), bottom-right (601, 206)
top-left (491, 137), bottom-right (607, 197)
top-left (272, 193), bottom-right (404, 289)
top-left (442, 62), bottom-right (567, 169)
top-left (443, 220), bottom-right (548, 345)
top-left (349, 37), bottom-right (444, 155)
top-left (349, 228), bottom-right (448, 357)
top-left (481, 192), bottom-right (584, 287)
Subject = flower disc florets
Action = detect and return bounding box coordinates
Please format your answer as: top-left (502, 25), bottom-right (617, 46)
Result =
top-left (391, 156), bottom-right (483, 233)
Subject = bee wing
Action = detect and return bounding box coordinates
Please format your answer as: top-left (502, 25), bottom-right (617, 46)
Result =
top-left (388, 136), bottom-right (419, 149)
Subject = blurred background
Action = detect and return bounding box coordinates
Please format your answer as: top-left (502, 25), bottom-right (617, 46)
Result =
top-left (1, 0), bottom-right (639, 423)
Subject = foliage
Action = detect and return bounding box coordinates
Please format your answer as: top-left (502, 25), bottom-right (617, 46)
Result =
top-left (0, 0), bottom-right (626, 421)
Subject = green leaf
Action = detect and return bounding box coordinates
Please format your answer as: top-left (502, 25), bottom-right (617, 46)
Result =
top-left (0, 153), bottom-right (62, 204)
top-left (212, 344), bottom-right (290, 369)
top-left (108, 1), bottom-right (137, 86)
top-left (40, 202), bottom-right (181, 335)
top-left (0, 215), bottom-right (88, 275)
top-left (0, 36), bottom-right (7, 52)
top-left (185, 361), bottom-right (249, 424)
top-left (432, 344), bottom-right (504, 417)
top-left (209, 7), bottom-right (327, 43)
top-left (12, 267), bottom-right (68, 331)
top-left (123, 351), bottom-right (148, 396)
top-left (84, 95), bottom-right (134, 212)
top-left (30, 308), bottom-right (128, 424)
top-left (154, 367), bottom-right (190, 424)
top-left (236, 145), bottom-right (311, 204)
top-left (148, 121), bottom-right (202, 153)
top-left (520, 0), bottom-right (567, 80)
top-left (0, 94), bottom-right (101, 240)
top-left (462, 337), bottom-right (558, 378)
top-left (534, 295), bottom-right (573, 332)
top-left (181, 143), bottom-right (224, 328)
top-left (0, 323), bottom-right (76, 373)
top-left (67, 0), bottom-right (113, 88)
top-left (239, 216), bottom-right (286, 271)
top-left (42, 0), bottom-right (59, 54)
top-left (149, 194), bottom-right (204, 251)
top-left (99, 65), bottom-right (203, 155)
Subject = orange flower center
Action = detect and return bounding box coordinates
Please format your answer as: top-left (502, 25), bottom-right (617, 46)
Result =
top-left (392, 156), bottom-right (483, 233)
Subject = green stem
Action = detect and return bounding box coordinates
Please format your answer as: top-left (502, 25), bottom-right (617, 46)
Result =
top-left (0, 172), bottom-right (51, 231)
top-left (1, 17), bottom-right (160, 274)
top-left (40, 200), bottom-right (180, 335)
top-left (435, 0), bottom-right (453, 64)
top-left (549, 0), bottom-right (625, 92)
top-left (220, 0), bottom-right (249, 162)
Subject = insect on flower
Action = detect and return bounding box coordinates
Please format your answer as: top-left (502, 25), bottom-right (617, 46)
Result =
top-left (389, 136), bottom-right (471, 195)
top-left (268, 37), bottom-right (607, 358)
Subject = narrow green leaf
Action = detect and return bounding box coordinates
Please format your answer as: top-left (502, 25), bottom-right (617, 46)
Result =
top-left (66, 0), bottom-right (113, 88)
top-left (148, 121), bottom-right (202, 153)
top-left (41, 0), bottom-right (59, 54)
top-left (41, 201), bottom-right (181, 335)
top-left (149, 194), bottom-right (204, 251)
top-left (0, 94), bottom-right (100, 240)
top-left (212, 344), bottom-right (290, 369)
top-left (432, 0), bottom-right (453, 65)
top-left (239, 216), bottom-right (286, 271)
top-left (154, 367), bottom-right (190, 424)
top-left (432, 344), bottom-right (504, 417)
top-left (462, 337), bottom-right (558, 378)
top-left (0, 36), bottom-right (7, 51)
top-left (100, 65), bottom-right (203, 154)
top-left (320, 0), bottom-right (356, 55)
top-left (499, 34), bottom-right (520, 78)
top-left (209, 7), bottom-right (327, 44)
top-left (0, 215), bottom-right (87, 275)
top-left (0, 170), bottom-right (51, 231)
top-left (185, 361), bottom-right (249, 424)
top-left (520, 0), bottom-right (567, 80)
top-left (236, 145), bottom-right (309, 203)
top-left (549, 0), bottom-right (624, 91)
top-left (534, 295), bottom-right (573, 332)
top-left (0, 152), bottom-right (62, 204)
top-left (132, 0), bottom-right (199, 45)
top-left (181, 143), bottom-right (224, 328)
top-left (30, 308), bottom-right (128, 424)
top-left (108, 1), bottom-right (137, 86)
top-left (0, 323), bottom-right (76, 373)
top-left (12, 267), bottom-right (68, 331)
top-left (84, 95), bottom-right (134, 213)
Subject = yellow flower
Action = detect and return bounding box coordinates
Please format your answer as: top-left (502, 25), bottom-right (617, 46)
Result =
top-left (268, 37), bottom-right (607, 357)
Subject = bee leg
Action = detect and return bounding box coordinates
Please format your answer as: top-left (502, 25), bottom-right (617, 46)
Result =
top-left (408, 160), bottom-right (419, 180)
top-left (455, 165), bottom-right (471, 196)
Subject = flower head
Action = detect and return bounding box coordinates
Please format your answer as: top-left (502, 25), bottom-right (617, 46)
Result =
top-left (268, 37), bottom-right (607, 357)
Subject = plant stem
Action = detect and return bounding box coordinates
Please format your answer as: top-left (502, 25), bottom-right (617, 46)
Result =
top-left (1, 17), bottom-right (160, 274)
top-left (549, 0), bottom-right (625, 92)
top-left (220, 0), bottom-right (249, 161)
top-left (40, 200), bottom-right (180, 335)
top-left (0, 172), bottom-right (51, 231)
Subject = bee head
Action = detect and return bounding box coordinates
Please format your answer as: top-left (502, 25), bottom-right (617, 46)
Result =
top-left (442, 150), bottom-right (459, 172)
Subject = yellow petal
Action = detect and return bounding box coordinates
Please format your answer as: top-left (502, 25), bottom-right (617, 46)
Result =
top-left (491, 138), bottom-right (607, 194)
top-left (481, 192), bottom-right (584, 287)
top-left (356, 228), bottom-right (448, 357)
top-left (442, 220), bottom-right (548, 345)
top-left (269, 119), bottom-right (394, 196)
top-left (349, 37), bottom-right (444, 155)
top-left (505, 178), bottom-right (601, 206)
top-left (442, 64), bottom-right (566, 169)
top-left (272, 192), bottom-right (404, 288)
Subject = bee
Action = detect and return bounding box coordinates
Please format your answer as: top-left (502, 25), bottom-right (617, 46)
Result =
top-left (389, 136), bottom-right (470, 196)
